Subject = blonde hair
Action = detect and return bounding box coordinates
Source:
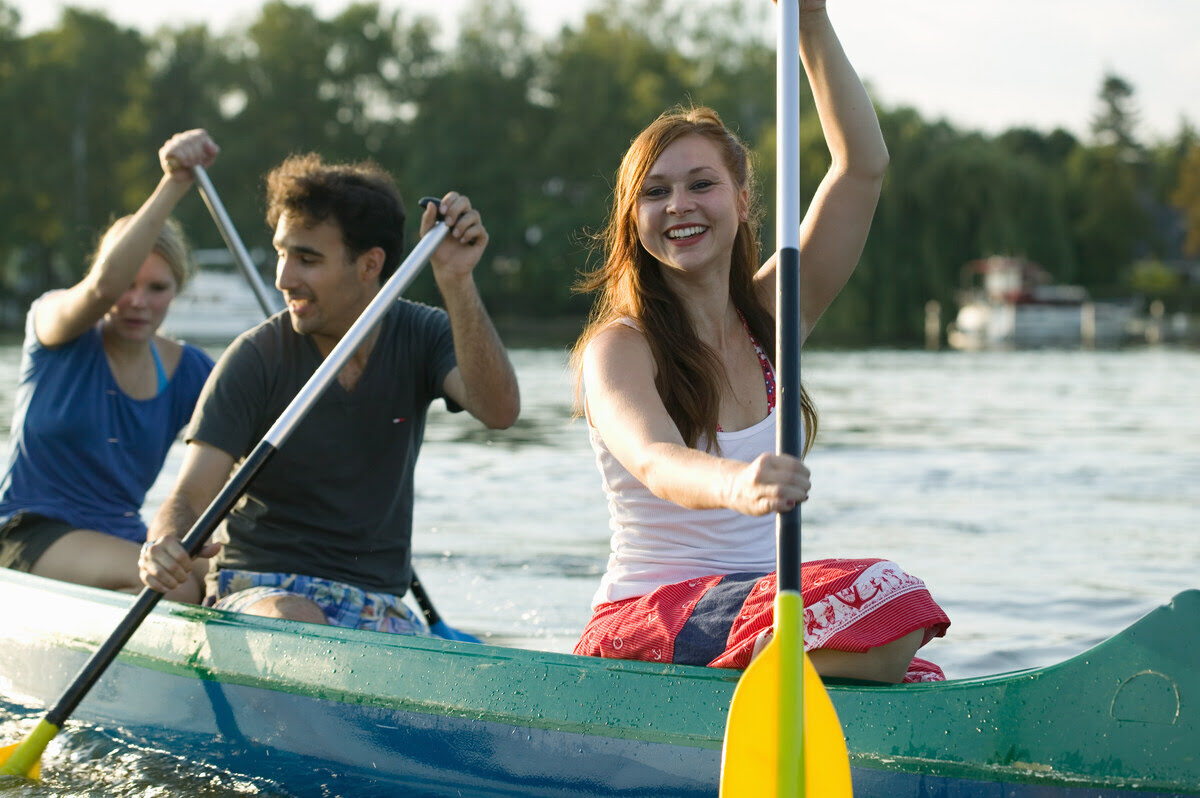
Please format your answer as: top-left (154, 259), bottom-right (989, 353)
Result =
top-left (571, 105), bottom-right (817, 452)
top-left (94, 215), bottom-right (191, 289)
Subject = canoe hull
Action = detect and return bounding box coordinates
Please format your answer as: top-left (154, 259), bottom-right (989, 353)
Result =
top-left (0, 569), bottom-right (730, 796)
top-left (4, 650), bottom-right (718, 796)
top-left (1, 570), bottom-right (1197, 796)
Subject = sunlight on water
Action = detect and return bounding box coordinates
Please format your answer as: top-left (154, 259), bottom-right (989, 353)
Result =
top-left (1, 342), bottom-right (1198, 795)
top-left (0, 703), bottom-right (287, 797)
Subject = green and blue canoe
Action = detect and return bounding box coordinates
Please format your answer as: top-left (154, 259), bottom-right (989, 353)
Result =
top-left (0, 568), bottom-right (1196, 796)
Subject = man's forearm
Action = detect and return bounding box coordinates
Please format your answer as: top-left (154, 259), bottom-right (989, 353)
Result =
top-left (147, 491), bottom-right (202, 543)
top-left (441, 276), bottom-right (520, 429)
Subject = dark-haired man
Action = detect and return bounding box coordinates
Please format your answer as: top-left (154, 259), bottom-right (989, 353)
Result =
top-left (138, 154), bottom-right (519, 633)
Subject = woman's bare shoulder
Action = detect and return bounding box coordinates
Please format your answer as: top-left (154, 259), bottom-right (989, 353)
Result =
top-left (584, 318), bottom-right (656, 380)
top-left (153, 335), bottom-right (186, 375)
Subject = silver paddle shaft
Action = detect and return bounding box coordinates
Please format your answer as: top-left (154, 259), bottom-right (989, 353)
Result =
top-left (192, 164), bottom-right (284, 316)
top-left (262, 221), bottom-right (450, 448)
top-left (777, 1), bottom-right (801, 252)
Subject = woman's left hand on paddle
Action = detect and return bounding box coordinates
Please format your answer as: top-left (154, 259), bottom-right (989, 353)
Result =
top-left (159, 129), bottom-right (220, 184)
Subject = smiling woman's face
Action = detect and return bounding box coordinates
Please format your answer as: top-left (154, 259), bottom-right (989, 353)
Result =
top-left (635, 133), bottom-right (748, 280)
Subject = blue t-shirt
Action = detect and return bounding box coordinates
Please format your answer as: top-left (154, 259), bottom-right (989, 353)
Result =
top-left (0, 296), bottom-right (215, 541)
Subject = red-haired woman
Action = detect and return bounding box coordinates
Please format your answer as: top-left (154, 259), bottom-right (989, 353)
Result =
top-left (571, 2), bottom-right (949, 682)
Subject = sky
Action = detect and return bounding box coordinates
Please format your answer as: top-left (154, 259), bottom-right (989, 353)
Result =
top-left (9, 0), bottom-right (1200, 144)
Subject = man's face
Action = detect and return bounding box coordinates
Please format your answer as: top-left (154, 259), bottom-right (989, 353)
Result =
top-left (273, 212), bottom-right (373, 351)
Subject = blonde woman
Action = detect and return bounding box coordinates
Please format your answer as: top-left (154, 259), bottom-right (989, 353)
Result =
top-left (0, 130), bottom-right (218, 598)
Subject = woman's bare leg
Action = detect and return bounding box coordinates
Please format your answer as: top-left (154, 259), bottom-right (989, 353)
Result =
top-left (31, 530), bottom-right (142, 592)
top-left (752, 628), bottom-right (926, 684)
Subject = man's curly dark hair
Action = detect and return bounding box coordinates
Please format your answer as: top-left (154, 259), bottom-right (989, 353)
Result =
top-left (265, 153), bottom-right (407, 281)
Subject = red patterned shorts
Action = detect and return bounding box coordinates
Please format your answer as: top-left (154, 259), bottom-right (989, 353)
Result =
top-left (574, 558), bottom-right (950, 682)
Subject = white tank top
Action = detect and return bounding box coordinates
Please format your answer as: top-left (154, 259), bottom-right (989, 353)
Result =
top-left (587, 409), bottom-right (781, 608)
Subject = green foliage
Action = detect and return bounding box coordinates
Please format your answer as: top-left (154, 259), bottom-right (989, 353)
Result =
top-left (1063, 144), bottom-right (1152, 291)
top-left (0, 0), bottom-right (1193, 345)
top-left (1129, 259), bottom-right (1182, 293)
top-left (0, 9), bottom-right (150, 298)
top-left (1171, 144), bottom-right (1200, 256)
top-left (1091, 73), bottom-right (1141, 157)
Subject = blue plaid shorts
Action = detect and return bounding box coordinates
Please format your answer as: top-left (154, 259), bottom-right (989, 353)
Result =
top-left (207, 569), bottom-right (431, 636)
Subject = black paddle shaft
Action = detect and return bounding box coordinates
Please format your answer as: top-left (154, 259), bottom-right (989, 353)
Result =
top-left (409, 573), bottom-right (444, 626)
top-left (776, 246), bottom-right (802, 594)
top-left (46, 443), bottom-right (276, 727)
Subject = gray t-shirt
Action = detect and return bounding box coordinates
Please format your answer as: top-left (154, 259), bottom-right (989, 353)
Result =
top-left (188, 300), bottom-right (459, 595)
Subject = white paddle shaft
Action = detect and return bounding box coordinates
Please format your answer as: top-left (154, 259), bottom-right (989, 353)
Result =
top-left (192, 164), bottom-right (284, 316)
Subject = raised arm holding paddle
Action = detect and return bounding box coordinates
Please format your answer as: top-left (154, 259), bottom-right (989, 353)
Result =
top-left (0, 130), bottom-right (218, 598)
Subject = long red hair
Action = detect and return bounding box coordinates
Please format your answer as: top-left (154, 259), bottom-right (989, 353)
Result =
top-left (571, 105), bottom-right (817, 452)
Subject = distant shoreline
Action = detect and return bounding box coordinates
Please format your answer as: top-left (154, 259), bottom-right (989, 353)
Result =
top-left (493, 315), bottom-right (585, 350)
top-left (2, 314), bottom-right (1196, 353)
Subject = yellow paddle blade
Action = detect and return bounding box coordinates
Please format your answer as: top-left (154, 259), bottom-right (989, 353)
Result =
top-left (719, 642), bottom-right (853, 797)
top-left (0, 718), bottom-right (59, 779)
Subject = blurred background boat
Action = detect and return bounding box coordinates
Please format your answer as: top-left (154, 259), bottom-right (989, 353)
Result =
top-left (946, 256), bottom-right (1135, 350)
top-left (160, 248), bottom-right (280, 343)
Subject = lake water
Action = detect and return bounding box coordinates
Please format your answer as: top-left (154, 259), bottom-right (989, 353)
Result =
top-left (2, 341), bottom-right (1198, 795)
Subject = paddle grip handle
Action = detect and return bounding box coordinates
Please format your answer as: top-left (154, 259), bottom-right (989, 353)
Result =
top-left (418, 196), bottom-right (446, 222)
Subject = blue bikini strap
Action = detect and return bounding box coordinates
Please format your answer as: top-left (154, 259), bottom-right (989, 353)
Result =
top-left (149, 340), bottom-right (168, 394)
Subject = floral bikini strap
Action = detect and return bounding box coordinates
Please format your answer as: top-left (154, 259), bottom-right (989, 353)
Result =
top-left (716, 311), bottom-right (777, 433)
top-left (738, 310), bottom-right (776, 413)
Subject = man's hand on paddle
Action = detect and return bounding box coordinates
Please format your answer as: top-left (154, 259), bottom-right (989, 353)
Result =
top-left (138, 535), bottom-right (220, 597)
top-left (139, 443), bottom-right (234, 600)
top-left (726, 453), bottom-right (811, 517)
top-left (420, 192), bottom-right (488, 286)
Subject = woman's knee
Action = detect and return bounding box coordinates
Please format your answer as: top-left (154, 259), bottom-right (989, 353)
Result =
top-left (808, 629), bottom-right (926, 684)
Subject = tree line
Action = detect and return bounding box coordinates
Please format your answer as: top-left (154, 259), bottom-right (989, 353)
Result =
top-left (0, 0), bottom-right (1196, 345)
